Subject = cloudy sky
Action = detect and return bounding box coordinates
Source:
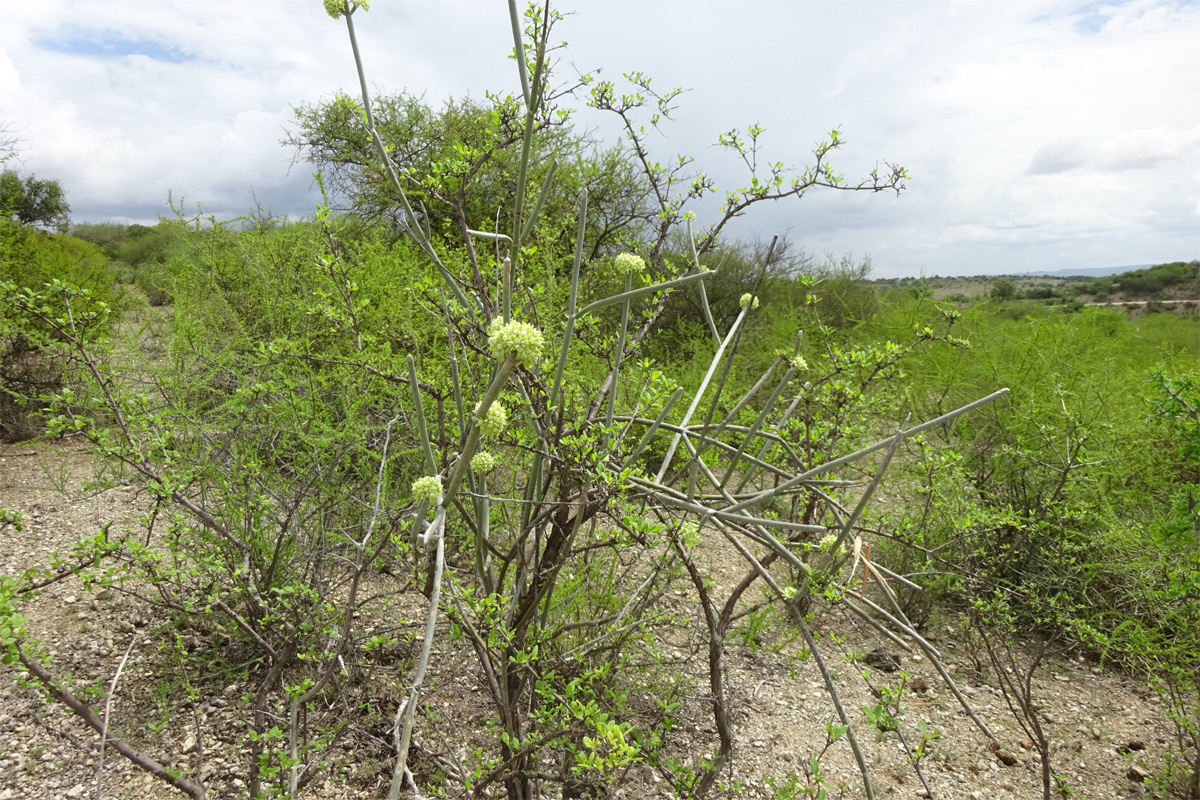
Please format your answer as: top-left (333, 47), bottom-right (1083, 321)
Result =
top-left (2, 0), bottom-right (1197, 277)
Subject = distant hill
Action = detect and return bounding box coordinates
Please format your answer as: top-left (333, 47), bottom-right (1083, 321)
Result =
top-left (1013, 265), bottom-right (1152, 278)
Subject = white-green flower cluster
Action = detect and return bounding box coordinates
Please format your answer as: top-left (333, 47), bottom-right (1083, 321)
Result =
top-left (790, 355), bottom-right (808, 371)
top-left (679, 522), bottom-right (701, 549)
top-left (411, 475), bottom-right (442, 507)
top-left (612, 252), bottom-right (646, 276)
top-left (322, 0), bottom-right (369, 19)
top-left (781, 585), bottom-right (798, 600)
top-left (488, 318), bottom-right (545, 369)
top-left (818, 532), bottom-right (844, 556)
top-left (739, 293), bottom-right (760, 310)
top-left (471, 451), bottom-right (498, 474)
top-left (477, 402), bottom-right (507, 439)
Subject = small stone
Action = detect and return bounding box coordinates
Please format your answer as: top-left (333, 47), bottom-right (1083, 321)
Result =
top-left (64, 595), bottom-right (77, 605)
top-left (1042, 713), bottom-right (1056, 724)
top-left (996, 750), bottom-right (1019, 766)
top-left (1119, 740), bottom-right (1146, 753)
top-left (863, 649), bottom-right (901, 672)
top-left (182, 734), bottom-right (197, 754)
top-left (1127, 765), bottom-right (1151, 782)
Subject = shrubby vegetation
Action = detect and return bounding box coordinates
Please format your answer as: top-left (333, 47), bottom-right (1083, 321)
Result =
top-left (0, 3), bottom-right (1198, 800)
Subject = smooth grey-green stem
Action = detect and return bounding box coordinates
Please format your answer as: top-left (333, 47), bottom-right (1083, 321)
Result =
top-left (738, 384), bottom-right (807, 492)
top-left (718, 364), bottom-right (797, 490)
top-left (439, 288), bottom-right (467, 439)
top-left (655, 305), bottom-right (750, 483)
top-left (686, 218), bottom-right (720, 344)
top-left (863, 560), bottom-right (942, 661)
top-left (871, 562), bottom-right (924, 592)
top-left (670, 438), bottom-right (817, 574)
top-left (727, 389), bottom-right (1011, 515)
top-left (615, 416), bottom-right (801, 482)
top-left (718, 525), bottom-right (875, 799)
top-left (840, 596), bottom-right (915, 653)
top-left (466, 229), bottom-right (512, 242)
top-left (341, 7), bottom-right (477, 315)
top-left (474, 473), bottom-right (493, 594)
top-left (442, 354), bottom-right (519, 510)
top-left (913, 628), bottom-right (996, 741)
top-left (628, 475), bottom-right (813, 575)
top-left (618, 387), bottom-right (685, 473)
top-left (510, 24), bottom-right (547, 260)
top-left (579, 270), bottom-right (712, 316)
top-left (388, 514), bottom-right (446, 799)
top-left (712, 356), bottom-right (782, 440)
top-left (505, 0), bottom-right (531, 112)
top-left (519, 442), bottom-right (545, 535)
top-left (672, 310), bottom-right (747, 486)
top-left (501, 256), bottom-right (512, 323)
top-left (829, 414), bottom-right (909, 560)
top-left (514, 379), bottom-right (545, 441)
top-left (847, 587), bottom-right (942, 661)
top-left (550, 190), bottom-right (587, 432)
top-left (520, 157), bottom-right (558, 243)
top-left (603, 271), bottom-right (634, 447)
top-left (407, 355), bottom-right (438, 475)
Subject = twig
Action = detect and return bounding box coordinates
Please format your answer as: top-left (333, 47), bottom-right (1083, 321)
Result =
top-left (95, 638), bottom-right (136, 800)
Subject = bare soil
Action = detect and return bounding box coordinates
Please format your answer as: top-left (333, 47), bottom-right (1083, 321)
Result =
top-left (0, 441), bottom-right (1179, 800)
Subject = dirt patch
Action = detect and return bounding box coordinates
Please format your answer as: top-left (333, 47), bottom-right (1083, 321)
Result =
top-left (0, 442), bottom-right (1178, 799)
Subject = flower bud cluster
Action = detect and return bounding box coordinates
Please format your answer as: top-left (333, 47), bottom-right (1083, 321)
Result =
top-left (471, 451), bottom-right (498, 474)
top-left (488, 318), bottom-right (545, 369)
top-left (477, 402), bottom-right (507, 439)
top-left (411, 475), bottom-right (442, 507)
top-left (613, 252), bottom-right (646, 276)
top-left (818, 532), bottom-right (844, 556)
top-left (739, 293), bottom-right (760, 310)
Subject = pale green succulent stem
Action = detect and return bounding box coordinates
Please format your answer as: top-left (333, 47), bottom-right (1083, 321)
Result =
top-left (717, 363), bottom-right (797, 490)
top-left (549, 190), bottom-right (587, 433)
top-left (341, 8), bottom-right (476, 314)
top-left (506, 0), bottom-right (532, 108)
top-left (578, 270), bottom-right (711, 316)
top-left (654, 304), bottom-right (750, 483)
top-left (603, 272), bottom-right (634, 447)
top-left (725, 388), bottom-right (1010, 515)
top-left (407, 354), bottom-right (437, 475)
top-left (618, 387), bottom-right (685, 473)
top-left (686, 218), bottom-right (721, 344)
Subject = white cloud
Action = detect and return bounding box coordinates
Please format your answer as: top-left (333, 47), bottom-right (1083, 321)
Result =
top-left (0, 0), bottom-right (1197, 276)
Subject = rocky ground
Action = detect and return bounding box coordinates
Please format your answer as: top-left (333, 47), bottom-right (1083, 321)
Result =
top-left (0, 439), bottom-right (1181, 799)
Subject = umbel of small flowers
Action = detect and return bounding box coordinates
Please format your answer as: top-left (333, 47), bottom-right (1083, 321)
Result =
top-left (476, 402), bottom-right (507, 439)
top-left (471, 451), bottom-right (498, 474)
top-left (487, 318), bottom-right (545, 369)
top-left (739, 293), bottom-right (760, 310)
top-left (322, 0), bottom-right (369, 18)
top-left (411, 475), bottom-right (443, 507)
top-left (613, 252), bottom-right (646, 276)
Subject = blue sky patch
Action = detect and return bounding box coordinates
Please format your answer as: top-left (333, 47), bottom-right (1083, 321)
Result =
top-left (36, 30), bottom-right (190, 63)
